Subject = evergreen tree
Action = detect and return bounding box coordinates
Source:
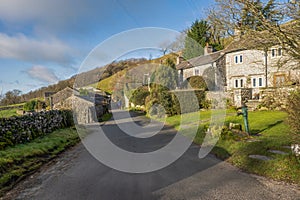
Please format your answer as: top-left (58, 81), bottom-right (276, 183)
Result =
top-left (241, 0), bottom-right (279, 31)
top-left (183, 20), bottom-right (210, 59)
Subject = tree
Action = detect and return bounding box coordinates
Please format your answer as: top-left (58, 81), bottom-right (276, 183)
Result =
top-left (183, 20), bottom-right (210, 59)
top-left (207, 0), bottom-right (300, 67)
top-left (150, 59), bottom-right (178, 90)
top-left (0, 89), bottom-right (22, 106)
top-left (130, 86), bottom-right (150, 106)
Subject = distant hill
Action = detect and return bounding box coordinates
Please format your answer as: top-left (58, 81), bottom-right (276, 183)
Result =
top-left (19, 58), bottom-right (150, 101)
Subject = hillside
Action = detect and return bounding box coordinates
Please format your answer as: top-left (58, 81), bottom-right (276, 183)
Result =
top-left (0, 53), bottom-right (179, 106)
top-left (95, 53), bottom-right (179, 93)
top-left (16, 58), bottom-right (151, 103)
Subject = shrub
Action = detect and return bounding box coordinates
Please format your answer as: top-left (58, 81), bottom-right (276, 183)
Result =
top-left (147, 85), bottom-right (178, 116)
top-left (130, 86), bottom-right (150, 106)
top-left (287, 89), bottom-right (300, 134)
top-left (23, 99), bottom-right (46, 112)
top-left (181, 76), bottom-right (208, 90)
top-left (173, 89), bottom-right (206, 113)
top-left (23, 100), bottom-right (36, 111)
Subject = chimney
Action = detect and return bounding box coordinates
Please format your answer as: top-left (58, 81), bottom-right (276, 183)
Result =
top-left (176, 56), bottom-right (185, 64)
top-left (234, 22), bottom-right (242, 41)
top-left (204, 43), bottom-right (213, 55)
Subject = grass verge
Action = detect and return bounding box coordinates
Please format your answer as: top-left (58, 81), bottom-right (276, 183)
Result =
top-left (164, 110), bottom-right (300, 185)
top-left (0, 127), bottom-right (80, 196)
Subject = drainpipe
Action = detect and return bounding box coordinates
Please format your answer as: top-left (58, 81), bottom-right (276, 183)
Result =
top-left (264, 48), bottom-right (268, 88)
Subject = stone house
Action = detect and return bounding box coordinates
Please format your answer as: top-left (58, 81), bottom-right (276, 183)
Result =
top-left (176, 37), bottom-right (300, 107)
top-left (176, 46), bottom-right (226, 90)
top-left (49, 87), bottom-right (110, 124)
top-left (51, 87), bottom-right (79, 109)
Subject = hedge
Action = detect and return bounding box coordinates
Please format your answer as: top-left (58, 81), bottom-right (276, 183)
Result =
top-left (0, 110), bottom-right (74, 150)
top-left (172, 89), bottom-right (206, 114)
top-left (287, 89), bottom-right (300, 134)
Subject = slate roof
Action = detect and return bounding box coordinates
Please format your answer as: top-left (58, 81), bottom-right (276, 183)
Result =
top-left (176, 51), bottom-right (224, 70)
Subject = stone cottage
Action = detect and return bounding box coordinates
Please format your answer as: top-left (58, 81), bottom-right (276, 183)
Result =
top-left (176, 45), bottom-right (226, 90)
top-left (46, 87), bottom-right (110, 124)
top-left (176, 32), bottom-right (300, 107)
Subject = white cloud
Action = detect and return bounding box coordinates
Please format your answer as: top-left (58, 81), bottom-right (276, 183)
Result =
top-left (0, 0), bottom-right (85, 23)
top-left (26, 65), bottom-right (59, 83)
top-left (0, 33), bottom-right (73, 64)
top-left (0, 0), bottom-right (111, 33)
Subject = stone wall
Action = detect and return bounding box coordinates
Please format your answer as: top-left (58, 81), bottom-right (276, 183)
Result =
top-left (0, 110), bottom-right (73, 149)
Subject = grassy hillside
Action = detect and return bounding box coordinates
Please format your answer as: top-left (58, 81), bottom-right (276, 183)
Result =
top-left (94, 53), bottom-right (179, 93)
top-left (94, 70), bottom-right (128, 93)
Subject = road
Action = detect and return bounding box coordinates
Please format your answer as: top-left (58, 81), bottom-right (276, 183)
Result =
top-left (3, 111), bottom-right (300, 200)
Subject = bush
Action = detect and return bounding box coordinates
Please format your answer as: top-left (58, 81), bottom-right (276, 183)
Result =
top-left (23, 99), bottom-right (46, 112)
top-left (287, 89), bottom-right (300, 134)
top-left (23, 100), bottom-right (36, 111)
top-left (173, 90), bottom-right (206, 113)
top-left (182, 76), bottom-right (208, 90)
top-left (130, 86), bottom-right (150, 106)
top-left (0, 110), bottom-right (74, 149)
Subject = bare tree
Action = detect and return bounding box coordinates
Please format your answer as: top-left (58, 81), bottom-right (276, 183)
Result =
top-left (207, 0), bottom-right (300, 68)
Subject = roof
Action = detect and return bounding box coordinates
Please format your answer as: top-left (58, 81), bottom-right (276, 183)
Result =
top-left (222, 21), bottom-right (297, 53)
top-left (176, 51), bottom-right (223, 70)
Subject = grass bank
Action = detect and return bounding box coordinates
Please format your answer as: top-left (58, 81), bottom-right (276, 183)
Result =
top-left (0, 109), bottom-right (20, 118)
top-left (0, 127), bottom-right (80, 195)
top-left (0, 112), bottom-right (113, 196)
top-left (164, 110), bottom-right (300, 185)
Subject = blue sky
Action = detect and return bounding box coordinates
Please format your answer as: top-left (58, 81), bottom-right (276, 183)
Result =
top-left (0, 0), bottom-right (214, 94)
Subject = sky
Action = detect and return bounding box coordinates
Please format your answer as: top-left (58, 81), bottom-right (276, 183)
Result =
top-left (0, 0), bottom-right (214, 95)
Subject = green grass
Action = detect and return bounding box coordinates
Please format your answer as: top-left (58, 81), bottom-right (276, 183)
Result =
top-left (0, 111), bottom-right (112, 195)
top-left (0, 127), bottom-right (80, 195)
top-left (93, 70), bottom-right (128, 93)
top-left (99, 113), bottom-right (112, 122)
top-left (0, 103), bottom-right (25, 109)
top-left (164, 110), bottom-right (300, 185)
top-left (0, 109), bottom-right (20, 118)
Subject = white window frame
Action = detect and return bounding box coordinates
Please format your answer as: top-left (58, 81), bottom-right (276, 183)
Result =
top-left (194, 68), bottom-right (199, 75)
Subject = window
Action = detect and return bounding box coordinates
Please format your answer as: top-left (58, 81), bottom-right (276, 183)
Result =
top-left (271, 48), bottom-right (283, 58)
top-left (271, 49), bottom-right (276, 57)
top-left (240, 79), bottom-right (244, 88)
top-left (234, 55), bottom-right (243, 64)
top-left (278, 48), bottom-right (282, 56)
top-left (194, 69), bottom-right (199, 75)
top-left (259, 78), bottom-right (263, 87)
top-left (252, 78), bottom-right (256, 87)
top-left (235, 79), bottom-right (239, 88)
